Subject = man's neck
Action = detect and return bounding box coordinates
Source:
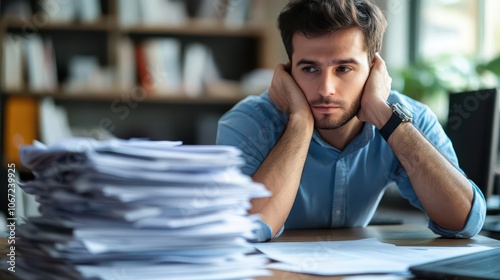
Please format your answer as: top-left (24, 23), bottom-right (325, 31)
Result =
top-left (317, 118), bottom-right (364, 151)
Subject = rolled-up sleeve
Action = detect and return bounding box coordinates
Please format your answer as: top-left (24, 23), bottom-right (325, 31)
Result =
top-left (428, 180), bottom-right (486, 238)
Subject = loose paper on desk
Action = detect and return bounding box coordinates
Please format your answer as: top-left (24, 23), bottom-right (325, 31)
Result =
top-left (254, 238), bottom-right (493, 276)
top-left (0, 137), bottom-right (272, 280)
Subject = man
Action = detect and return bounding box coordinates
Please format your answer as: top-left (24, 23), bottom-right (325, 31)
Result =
top-left (216, 0), bottom-right (486, 242)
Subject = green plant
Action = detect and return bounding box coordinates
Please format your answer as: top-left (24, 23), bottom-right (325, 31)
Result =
top-left (396, 61), bottom-right (442, 101)
top-left (394, 55), bottom-right (500, 102)
top-left (476, 55), bottom-right (500, 80)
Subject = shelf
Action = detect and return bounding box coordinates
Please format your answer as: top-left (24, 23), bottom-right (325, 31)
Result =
top-left (1, 90), bottom-right (249, 105)
top-left (0, 17), bottom-right (264, 37)
top-left (121, 20), bottom-right (265, 37)
top-left (1, 18), bottom-right (115, 32)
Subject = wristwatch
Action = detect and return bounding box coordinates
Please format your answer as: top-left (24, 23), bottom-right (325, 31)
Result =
top-left (379, 103), bottom-right (413, 141)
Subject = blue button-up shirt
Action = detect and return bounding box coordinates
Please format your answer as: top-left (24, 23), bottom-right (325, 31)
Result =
top-left (216, 90), bottom-right (486, 242)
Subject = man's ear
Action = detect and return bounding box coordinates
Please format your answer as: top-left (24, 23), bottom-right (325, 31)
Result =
top-left (371, 52), bottom-right (381, 67)
top-left (370, 52), bottom-right (380, 67)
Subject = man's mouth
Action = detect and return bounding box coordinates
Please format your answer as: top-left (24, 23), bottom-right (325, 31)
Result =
top-left (312, 105), bottom-right (341, 114)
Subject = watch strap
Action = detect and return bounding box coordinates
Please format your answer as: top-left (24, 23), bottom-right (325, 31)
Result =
top-left (379, 111), bottom-right (402, 142)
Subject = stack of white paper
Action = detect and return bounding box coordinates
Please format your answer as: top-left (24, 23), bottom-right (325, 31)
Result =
top-left (4, 138), bottom-right (271, 280)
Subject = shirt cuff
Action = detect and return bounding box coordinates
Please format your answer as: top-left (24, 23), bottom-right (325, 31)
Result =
top-left (251, 218), bottom-right (273, 242)
top-left (428, 181), bottom-right (486, 238)
top-left (251, 218), bottom-right (285, 242)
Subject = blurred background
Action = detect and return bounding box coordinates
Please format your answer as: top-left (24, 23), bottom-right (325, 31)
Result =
top-left (0, 0), bottom-right (499, 230)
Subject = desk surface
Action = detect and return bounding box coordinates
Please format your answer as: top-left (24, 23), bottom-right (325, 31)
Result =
top-left (257, 224), bottom-right (500, 280)
top-left (1, 224), bottom-right (499, 280)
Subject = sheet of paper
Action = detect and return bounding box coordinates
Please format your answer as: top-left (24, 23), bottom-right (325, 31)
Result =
top-left (255, 238), bottom-right (411, 275)
top-left (76, 254), bottom-right (271, 280)
top-left (399, 245), bottom-right (494, 265)
top-left (254, 238), bottom-right (494, 276)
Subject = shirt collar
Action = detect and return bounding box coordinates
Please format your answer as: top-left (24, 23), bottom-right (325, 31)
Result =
top-left (312, 122), bottom-right (376, 156)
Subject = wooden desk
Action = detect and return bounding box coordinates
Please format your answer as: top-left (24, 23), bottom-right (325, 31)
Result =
top-left (256, 224), bottom-right (500, 280)
top-left (1, 225), bottom-right (499, 280)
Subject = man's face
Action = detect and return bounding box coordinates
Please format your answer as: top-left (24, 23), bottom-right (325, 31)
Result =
top-left (291, 27), bottom-right (371, 130)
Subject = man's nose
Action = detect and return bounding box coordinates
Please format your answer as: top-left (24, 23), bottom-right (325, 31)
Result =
top-left (317, 71), bottom-right (336, 97)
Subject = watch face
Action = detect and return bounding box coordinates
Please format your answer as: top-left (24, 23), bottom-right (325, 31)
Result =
top-left (393, 103), bottom-right (413, 122)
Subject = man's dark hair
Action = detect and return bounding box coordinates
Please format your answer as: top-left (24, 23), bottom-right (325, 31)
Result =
top-left (278, 0), bottom-right (387, 63)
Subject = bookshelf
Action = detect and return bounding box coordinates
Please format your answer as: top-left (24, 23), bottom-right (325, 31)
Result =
top-left (0, 0), bottom-right (291, 218)
top-left (0, 0), bottom-right (283, 168)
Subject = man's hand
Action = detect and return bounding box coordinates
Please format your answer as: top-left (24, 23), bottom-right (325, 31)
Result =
top-left (268, 64), bottom-right (313, 122)
top-left (357, 53), bottom-right (392, 129)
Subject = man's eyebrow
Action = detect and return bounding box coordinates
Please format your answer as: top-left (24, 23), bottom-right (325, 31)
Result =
top-left (295, 58), bottom-right (360, 66)
top-left (296, 59), bottom-right (319, 66)
top-left (331, 58), bottom-right (360, 65)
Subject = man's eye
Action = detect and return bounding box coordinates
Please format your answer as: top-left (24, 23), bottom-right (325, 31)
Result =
top-left (337, 66), bottom-right (351, 73)
top-left (302, 67), bottom-right (318, 73)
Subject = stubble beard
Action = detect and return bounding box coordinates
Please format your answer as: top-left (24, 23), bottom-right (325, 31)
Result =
top-left (313, 97), bottom-right (361, 130)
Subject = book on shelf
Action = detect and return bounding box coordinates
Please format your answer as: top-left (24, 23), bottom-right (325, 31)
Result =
top-left (40, 0), bottom-right (78, 23)
top-left (224, 0), bottom-right (251, 27)
top-left (140, 0), bottom-right (187, 26)
top-left (25, 36), bottom-right (44, 91)
top-left (118, 0), bottom-right (141, 27)
top-left (247, 0), bottom-right (266, 24)
top-left (132, 38), bottom-right (224, 97)
top-left (65, 56), bottom-right (99, 93)
top-left (40, 0), bottom-right (102, 23)
top-left (43, 38), bottom-right (58, 91)
top-left (138, 0), bottom-right (166, 26)
top-left (118, 0), bottom-right (187, 27)
top-left (193, 0), bottom-right (253, 26)
top-left (77, 0), bottom-right (102, 23)
top-left (183, 43), bottom-right (222, 97)
top-left (117, 37), bottom-right (137, 92)
top-left (183, 43), bottom-right (208, 97)
top-left (153, 39), bottom-right (182, 94)
top-left (39, 97), bottom-right (73, 146)
top-left (195, 0), bottom-right (221, 19)
top-left (64, 56), bottom-right (114, 94)
top-left (2, 34), bottom-right (24, 91)
top-left (25, 35), bottom-right (58, 92)
top-left (135, 39), bottom-right (182, 95)
top-left (3, 96), bottom-right (39, 166)
top-left (134, 43), bottom-right (152, 91)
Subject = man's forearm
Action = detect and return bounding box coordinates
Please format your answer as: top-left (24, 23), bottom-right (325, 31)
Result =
top-left (251, 113), bottom-right (314, 236)
top-left (389, 122), bottom-right (473, 230)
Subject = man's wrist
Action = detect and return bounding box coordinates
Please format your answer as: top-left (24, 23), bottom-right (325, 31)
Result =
top-left (370, 102), bottom-right (393, 129)
top-left (289, 111), bottom-right (314, 132)
top-left (378, 103), bottom-right (414, 141)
